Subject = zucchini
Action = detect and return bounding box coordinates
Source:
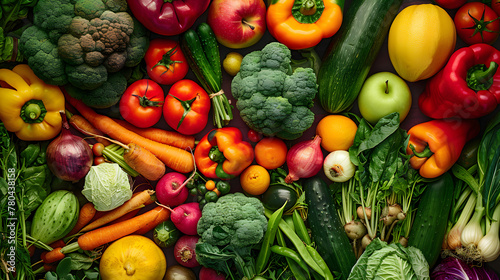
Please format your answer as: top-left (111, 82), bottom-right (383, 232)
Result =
top-left (317, 0), bottom-right (404, 113)
top-left (408, 172), bottom-right (454, 267)
top-left (304, 176), bottom-right (356, 280)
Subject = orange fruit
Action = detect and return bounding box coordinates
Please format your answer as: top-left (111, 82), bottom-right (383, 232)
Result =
top-left (240, 165), bottom-right (271, 196)
top-left (254, 137), bottom-right (287, 170)
top-left (316, 115), bottom-right (358, 152)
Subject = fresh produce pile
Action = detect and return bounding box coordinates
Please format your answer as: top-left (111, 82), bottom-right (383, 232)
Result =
top-left (2, 0), bottom-right (500, 279)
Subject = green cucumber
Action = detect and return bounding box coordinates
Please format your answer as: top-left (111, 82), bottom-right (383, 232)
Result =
top-left (317, 0), bottom-right (404, 113)
top-left (408, 172), bottom-right (454, 267)
top-left (180, 28), bottom-right (220, 93)
top-left (196, 23), bottom-right (222, 86)
top-left (304, 176), bottom-right (356, 280)
top-left (31, 190), bottom-right (79, 245)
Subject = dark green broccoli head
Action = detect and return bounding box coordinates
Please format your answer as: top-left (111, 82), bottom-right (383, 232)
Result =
top-left (20, 26), bottom-right (68, 85)
top-left (65, 71), bottom-right (127, 108)
top-left (197, 193), bottom-right (267, 248)
top-left (19, 0), bottom-right (149, 108)
top-left (231, 42), bottom-right (318, 140)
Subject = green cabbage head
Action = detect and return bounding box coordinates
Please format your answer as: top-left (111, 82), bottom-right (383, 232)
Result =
top-left (82, 163), bottom-right (132, 211)
top-left (348, 238), bottom-right (430, 280)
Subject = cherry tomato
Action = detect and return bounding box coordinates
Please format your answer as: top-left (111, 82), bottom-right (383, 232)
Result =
top-left (454, 2), bottom-right (500, 45)
top-left (144, 39), bottom-right (189, 85)
top-left (94, 156), bottom-right (106, 165)
top-left (163, 79), bottom-right (211, 135)
top-left (92, 143), bottom-right (105, 157)
top-left (119, 79), bottom-right (164, 128)
top-left (247, 129), bottom-right (262, 143)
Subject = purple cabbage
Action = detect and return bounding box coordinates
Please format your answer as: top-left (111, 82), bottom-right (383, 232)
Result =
top-left (431, 257), bottom-right (499, 280)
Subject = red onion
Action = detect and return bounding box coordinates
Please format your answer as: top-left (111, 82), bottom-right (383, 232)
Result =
top-left (285, 135), bottom-right (323, 183)
top-left (46, 111), bottom-right (93, 182)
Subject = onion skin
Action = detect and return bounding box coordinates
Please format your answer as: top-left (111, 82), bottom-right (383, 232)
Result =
top-left (285, 135), bottom-right (323, 183)
top-left (46, 112), bottom-right (93, 182)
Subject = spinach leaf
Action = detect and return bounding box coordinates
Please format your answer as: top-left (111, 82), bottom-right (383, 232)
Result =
top-left (20, 143), bottom-right (41, 167)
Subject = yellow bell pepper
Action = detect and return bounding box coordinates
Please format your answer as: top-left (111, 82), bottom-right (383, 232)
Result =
top-left (267, 0), bottom-right (343, 50)
top-left (0, 64), bottom-right (65, 141)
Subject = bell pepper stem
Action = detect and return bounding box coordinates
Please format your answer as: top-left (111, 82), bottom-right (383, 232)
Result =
top-left (409, 143), bottom-right (434, 158)
top-left (25, 103), bottom-right (41, 120)
top-left (20, 99), bottom-right (47, 124)
top-left (467, 61), bottom-right (498, 91)
top-left (209, 146), bottom-right (225, 163)
top-left (300, 0), bottom-right (317, 15)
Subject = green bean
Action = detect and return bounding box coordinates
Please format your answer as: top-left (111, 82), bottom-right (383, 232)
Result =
top-left (270, 245), bottom-right (311, 275)
top-left (255, 203), bottom-right (286, 274)
top-left (284, 214), bottom-right (295, 232)
top-left (265, 209), bottom-right (325, 278)
top-left (306, 245), bottom-right (334, 280)
top-left (277, 229), bottom-right (310, 280)
top-left (293, 210), bottom-right (312, 245)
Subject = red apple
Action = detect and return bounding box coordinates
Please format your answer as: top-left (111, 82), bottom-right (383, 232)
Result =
top-left (207, 0), bottom-right (266, 49)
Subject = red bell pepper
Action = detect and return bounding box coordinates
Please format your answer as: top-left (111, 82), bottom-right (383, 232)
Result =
top-left (127, 0), bottom-right (210, 36)
top-left (419, 43), bottom-right (500, 119)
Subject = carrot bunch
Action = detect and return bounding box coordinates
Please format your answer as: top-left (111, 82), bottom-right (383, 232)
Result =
top-left (64, 91), bottom-right (195, 174)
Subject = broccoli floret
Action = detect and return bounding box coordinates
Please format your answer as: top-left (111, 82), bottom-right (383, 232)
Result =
top-left (283, 67), bottom-right (317, 107)
top-left (20, 26), bottom-right (68, 85)
top-left (230, 42), bottom-right (318, 140)
top-left (260, 42), bottom-right (292, 74)
top-left (65, 71), bottom-right (127, 108)
top-left (19, 0), bottom-right (149, 108)
top-left (197, 192), bottom-right (267, 248)
top-left (238, 50), bottom-right (261, 79)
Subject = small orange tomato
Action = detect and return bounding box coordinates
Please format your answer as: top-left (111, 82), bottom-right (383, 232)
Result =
top-left (240, 165), bottom-right (271, 196)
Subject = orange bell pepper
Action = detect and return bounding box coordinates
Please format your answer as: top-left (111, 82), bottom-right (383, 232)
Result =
top-left (406, 118), bottom-right (480, 179)
top-left (267, 0), bottom-right (343, 50)
top-left (194, 127), bottom-right (254, 179)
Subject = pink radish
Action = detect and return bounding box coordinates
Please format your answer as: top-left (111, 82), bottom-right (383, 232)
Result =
top-left (169, 202), bottom-right (202, 235)
top-left (199, 266), bottom-right (226, 280)
top-left (156, 172), bottom-right (188, 207)
top-left (174, 235), bottom-right (200, 268)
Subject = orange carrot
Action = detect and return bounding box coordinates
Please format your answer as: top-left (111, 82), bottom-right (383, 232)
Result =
top-left (66, 110), bottom-right (111, 146)
top-left (133, 206), bottom-right (171, 235)
top-left (109, 208), bottom-right (141, 225)
top-left (114, 119), bottom-right (195, 150)
top-left (76, 206), bottom-right (170, 251)
top-left (124, 143), bottom-right (166, 181)
top-left (41, 247), bottom-right (65, 264)
top-left (49, 240), bottom-right (66, 249)
top-left (65, 202), bottom-right (97, 237)
top-left (80, 190), bottom-right (155, 232)
top-left (64, 93), bottom-right (194, 173)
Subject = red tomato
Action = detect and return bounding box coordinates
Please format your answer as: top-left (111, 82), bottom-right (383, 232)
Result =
top-left (164, 79), bottom-right (211, 135)
top-left (144, 39), bottom-right (189, 85)
top-left (247, 129), bottom-right (262, 143)
top-left (454, 2), bottom-right (500, 45)
top-left (119, 79), bottom-right (164, 128)
top-left (492, 0), bottom-right (500, 16)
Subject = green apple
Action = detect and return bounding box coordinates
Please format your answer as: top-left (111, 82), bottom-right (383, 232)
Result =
top-left (357, 72), bottom-right (412, 124)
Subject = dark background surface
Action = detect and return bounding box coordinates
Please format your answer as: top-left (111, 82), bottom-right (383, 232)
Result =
top-left (134, 0), bottom-right (500, 276)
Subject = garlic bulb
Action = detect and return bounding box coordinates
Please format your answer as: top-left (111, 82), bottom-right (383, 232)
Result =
top-left (478, 204), bottom-right (500, 262)
top-left (323, 150), bottom-right (355, 182)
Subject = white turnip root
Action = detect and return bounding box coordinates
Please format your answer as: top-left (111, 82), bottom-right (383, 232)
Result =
top-left (174, 235), bottom-right (200, 268)
top-left (344, 220), bottom-right (367, 241)
top-left (357, 206), bottom-right (372, 221)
